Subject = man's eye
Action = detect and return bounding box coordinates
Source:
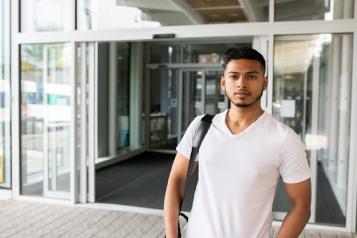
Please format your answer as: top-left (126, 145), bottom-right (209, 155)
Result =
top-left (247, 75), bottom-right (257, 79)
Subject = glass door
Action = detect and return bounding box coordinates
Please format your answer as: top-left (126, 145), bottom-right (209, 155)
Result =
top-left (180, 69), bottom-right (226, 140)
top-left (272, 33), bottom-right (353, 226)
top-left (148, 69), bottom-right (179, 150)
top-left (21, 43), bottom-right (72, 199)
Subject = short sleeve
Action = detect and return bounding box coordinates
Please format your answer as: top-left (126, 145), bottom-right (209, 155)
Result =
top-left (176, 115), bottom-right (204, 160)
top-left (279, 129), bottom-right (311, 184)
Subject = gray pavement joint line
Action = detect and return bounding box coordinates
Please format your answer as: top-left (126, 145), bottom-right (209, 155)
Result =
top-left (37, 207), bottom-right (86, 237)
top-left (0, 204), bottom-right (34, 230)
top-left (63, 212), bottom-right (122, 237)
top-left (55, 210), bottom-right (114, 238)
top-left (0, 202), bottom-right (53, 235)
top-left (106, 212), bottom-right (140, 235)
top-left (103, 212), bottom-right (138, 235)
top-left (149, 220), bottom-right (165, 237)
top-left (50, 209), bottom-right (104, 237)
top-left (103, 213), bottom-right (139, 237)
top-left (47, 208), bottom-right (92, 236)
top-left (143, 216), bottom-right (165, 237)
top-left (62, 210), bottom-right (114, 237)
top-left (19, 204), bottom-right (76, 236)
top-left (87, 211), bottom-right (123, 237)
top-left (116, 213), bottom-right (148, 238)
top-left (131, 215), bottom-right (159, 237)
top-left (0, 200), bottom-right (20, 212)
top-left (75, 210), bottom-right (123, 238)
top-left (96, 165), bottom-right (169, 201)
top-left (2, 204), bottom-right (66, 236)
top-left (0, 201), bottom-right (40, 221)
top-left (11, 204), bottom-right (59, 233)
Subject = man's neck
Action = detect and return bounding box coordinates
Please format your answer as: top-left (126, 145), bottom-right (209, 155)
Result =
top-left (226, 104), bottom-right (264, 127)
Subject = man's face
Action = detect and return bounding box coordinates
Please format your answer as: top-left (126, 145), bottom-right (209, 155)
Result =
top-left (221, 59), bottom-right (268, 108)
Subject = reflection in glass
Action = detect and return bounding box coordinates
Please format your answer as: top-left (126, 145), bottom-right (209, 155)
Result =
top-left (275, 0), bottom-right (354, 21)
top-left (97, 43), bottom-right (131, 159)
top-left (77, 0), bottom-right (269, 30)
top-left (0, 0), bottom-right (11, 188)
top-left (205, 71), bottom-right (226, 114)
top-left (273, 33), bottom-right (353, 226)
top-left (148, 42), bottom-right (248, 149)
top-left (21, 0), bottom-right (72, 32)
top-left (21, 43), bottom-right (71, 198)
top-left (182, 70), bottom-right (225, 132)
top-left (149, 69), bottom-right (178, 150)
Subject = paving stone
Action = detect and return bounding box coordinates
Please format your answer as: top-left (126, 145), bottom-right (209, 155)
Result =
top-left (0, 200), bottom-right (355, 238)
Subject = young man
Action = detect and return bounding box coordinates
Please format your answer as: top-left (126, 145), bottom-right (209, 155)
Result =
top-left (164, 47), bottom-right (311, 238)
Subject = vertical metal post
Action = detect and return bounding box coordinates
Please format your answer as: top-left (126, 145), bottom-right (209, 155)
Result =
top-left (87, 42), bottom-right (96, 203)
top-left (70, 41), bottom-right (78, 204)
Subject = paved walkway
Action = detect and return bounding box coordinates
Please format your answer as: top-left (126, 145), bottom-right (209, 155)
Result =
top-left (0, 199), bottom-right (355, 238)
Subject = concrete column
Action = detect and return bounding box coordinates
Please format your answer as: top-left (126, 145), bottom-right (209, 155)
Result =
top-left (129, 42), bottom-right (143, 148)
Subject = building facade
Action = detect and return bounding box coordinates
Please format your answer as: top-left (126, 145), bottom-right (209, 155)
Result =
top-left (0, 0), bottom-right (357, 233)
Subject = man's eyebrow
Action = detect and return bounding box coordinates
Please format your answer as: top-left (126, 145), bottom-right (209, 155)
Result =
top-left (227, 71), bottom-right (260, 74)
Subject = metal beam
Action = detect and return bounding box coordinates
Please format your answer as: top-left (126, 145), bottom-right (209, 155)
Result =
top-left (169, 0), bottom-right (205, 25)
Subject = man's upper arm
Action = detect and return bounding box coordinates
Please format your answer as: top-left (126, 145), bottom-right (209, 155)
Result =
top-left (284, 178), bottom-right (311, 209)
top-left (170, 152), bottom-right (189, 180)
top-left (167, 152), bottom-right (191, 199)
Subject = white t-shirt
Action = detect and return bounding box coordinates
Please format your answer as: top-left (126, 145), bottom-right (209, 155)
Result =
top-left (176, 110), bottom-right (311, 238)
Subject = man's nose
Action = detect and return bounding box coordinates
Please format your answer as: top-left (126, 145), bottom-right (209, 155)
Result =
top-left (237, 75), bottom-right (247, 88)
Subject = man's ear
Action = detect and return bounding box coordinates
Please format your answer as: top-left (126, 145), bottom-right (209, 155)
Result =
top-left (263, 76), bottom-right (268, 90)
top-left (220, 75), bottom-right (225, 88)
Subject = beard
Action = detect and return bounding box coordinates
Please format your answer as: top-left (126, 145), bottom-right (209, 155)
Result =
top-left (226, 86), bottom-right (264, 108)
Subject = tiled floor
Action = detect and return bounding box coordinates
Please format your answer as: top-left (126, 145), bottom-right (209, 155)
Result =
top-left (0, 199), bottom-right (355, 238)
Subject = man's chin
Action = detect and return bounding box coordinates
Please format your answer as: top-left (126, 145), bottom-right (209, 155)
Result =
top-left (234, 103), bottom-right (253, 108)
top-left (231, 99), bottom-right (259, 108)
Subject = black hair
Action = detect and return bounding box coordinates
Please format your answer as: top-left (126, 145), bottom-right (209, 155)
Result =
top-left (222, 47), bottom-right (266, 74)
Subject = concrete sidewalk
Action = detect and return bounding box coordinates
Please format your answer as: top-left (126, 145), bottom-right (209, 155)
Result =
top-left (0, 199), bottom-right (355, 238)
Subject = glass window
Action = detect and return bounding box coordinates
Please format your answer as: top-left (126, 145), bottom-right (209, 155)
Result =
top-left (273, 33), bottom-right (353, 226)
top-left (275, 0), bottom-right (354, 21)
top-left (97, 42), bottom-right (131, 159)
top-left (21, 43), bottom-right (71, 198)
top-left (77, 0), bottom-right (269, 30)
top-left (149, 69), bottom-right (178, 150)
top-left (0, 0), bottom-right (11, 188)
top-left (21, 0), bottom-right (72, 32)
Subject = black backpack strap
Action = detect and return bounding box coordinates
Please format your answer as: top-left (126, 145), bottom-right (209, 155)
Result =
top-left (186, 114), bottom-right (214, 187)
top-left (177, 114), bottom-right (214, 236)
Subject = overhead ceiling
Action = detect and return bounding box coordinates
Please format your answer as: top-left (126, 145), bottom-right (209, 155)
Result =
top-left (185, 0), bottom-right (248, 23)
top-left (117, 0), bottom-right (330, 25)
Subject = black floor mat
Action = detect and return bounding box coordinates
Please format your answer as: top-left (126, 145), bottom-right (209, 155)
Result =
top-left (96, 152), bottom-right (345, 225)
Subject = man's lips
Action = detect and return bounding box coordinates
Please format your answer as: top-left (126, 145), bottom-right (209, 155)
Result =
top-left (234, 91), bottom-right (251, 96)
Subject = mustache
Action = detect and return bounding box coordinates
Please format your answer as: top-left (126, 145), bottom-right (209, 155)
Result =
top-left (233, 90), bottom-right (251, 95)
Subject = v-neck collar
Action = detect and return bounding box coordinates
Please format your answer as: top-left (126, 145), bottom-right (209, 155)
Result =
top-left (223, 109), bottom-right (266, 137)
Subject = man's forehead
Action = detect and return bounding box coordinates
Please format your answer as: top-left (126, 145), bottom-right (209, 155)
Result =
top-left (225, 59), bottom-right (264, 73)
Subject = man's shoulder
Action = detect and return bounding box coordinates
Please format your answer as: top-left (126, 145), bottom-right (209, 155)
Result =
top-left (262, 112), bottom-right (294, 137)
top-left (193, 110), bottom-right (225, 124)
